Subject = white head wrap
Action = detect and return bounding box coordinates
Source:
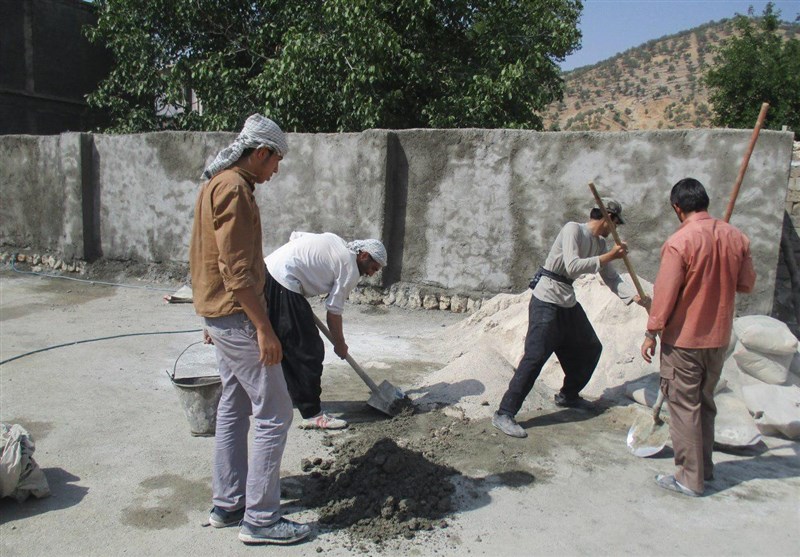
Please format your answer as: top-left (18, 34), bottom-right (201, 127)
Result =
top-left (202, 114), bottom-right (288, 179)
top-left (347, 239), bottom-right (388, 267)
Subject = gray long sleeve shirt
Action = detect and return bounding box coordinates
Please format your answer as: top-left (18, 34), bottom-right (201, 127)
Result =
top-left (532, 222), bottom-right (636, 308)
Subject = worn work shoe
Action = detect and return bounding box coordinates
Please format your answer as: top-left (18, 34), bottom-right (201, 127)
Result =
top-left (655, 474), bottom-right (701, 497)
top-left (299, 413), bottom-right (348, 430)
top-left (554, 392), bottom-right (595, 411)
top-left (208, 505), bottom-right (245, 528)
top-left (238, 518), bottom-right (312, 545)
top-left (492, 412), bottom-right (528, 438)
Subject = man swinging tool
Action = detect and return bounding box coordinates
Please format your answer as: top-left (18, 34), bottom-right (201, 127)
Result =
top-left (493, 200), bottom-right (648, 438)
top-left (264, 232), bottom-right (387, 430)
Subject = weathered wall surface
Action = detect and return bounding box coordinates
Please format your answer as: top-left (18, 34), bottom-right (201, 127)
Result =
top-left (0, 128), bottom-right (794, 316)
top-left (0, 133), bottom-right (85, 259)
top-left (391, 129), bottom-right (793, 317)
top-left (91, 131), bottom-right (387, 263)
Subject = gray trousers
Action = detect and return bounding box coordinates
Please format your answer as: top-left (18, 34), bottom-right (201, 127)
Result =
top-left (660, 344), bottom-right (726, 494)
top-left (204, 313), bottom-right (293, 527)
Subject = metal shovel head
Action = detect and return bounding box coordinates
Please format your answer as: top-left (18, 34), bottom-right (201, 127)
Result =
top-left (626, 411), bottom-right (670, 458)
top-left (367, 380), bottom-right (413, 417)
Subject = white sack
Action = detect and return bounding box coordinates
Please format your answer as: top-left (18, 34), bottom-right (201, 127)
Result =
top-left (741, 384), bottom-right (800, 439)
top-left (0, 423), bottom-right (50, 502)
top-left (714, 391), bottom-right (762, 447)
top-left (732, 341), bottom-right (792, 385)
top-left (733, 315), bottom-right (798, 356)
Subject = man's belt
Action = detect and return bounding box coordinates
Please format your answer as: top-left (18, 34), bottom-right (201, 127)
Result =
top-left (529, 267), bottom-right (574, 290)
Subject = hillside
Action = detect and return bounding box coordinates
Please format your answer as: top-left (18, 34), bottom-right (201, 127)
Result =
top-left (544, 19), bottom-right (799, 132)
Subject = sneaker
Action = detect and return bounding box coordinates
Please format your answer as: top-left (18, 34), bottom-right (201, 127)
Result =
top-left (492, 412), bottom-right (527, 438)
top-left (554, 392), bottom-right (595, 411)
top-left (655, 474), bottom-right (701, 497)
top-left (238, 518), bottom-right (311, 545)
top-left (208, 505), bottom-right (245, 528)
top-left (299, 413), bottom-right (348, 430)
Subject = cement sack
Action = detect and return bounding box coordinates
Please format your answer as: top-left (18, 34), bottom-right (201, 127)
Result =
top-left (0, 423), bottom-right (50, 502)
top-left (741, 384), bottom-right (800, 439)
top-left (714, 391), bottom-right (762, 447)
top-left (732, 341), bottom-right (792, 385)
top-left (733, 315), bottom-right (798, 356)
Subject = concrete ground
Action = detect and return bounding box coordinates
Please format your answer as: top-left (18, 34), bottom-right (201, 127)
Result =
top-left (1, 269), bottom-right (799, 556)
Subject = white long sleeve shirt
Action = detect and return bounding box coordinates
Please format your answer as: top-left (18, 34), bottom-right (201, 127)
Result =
top-left (265, 232), bottom-right (360, 315)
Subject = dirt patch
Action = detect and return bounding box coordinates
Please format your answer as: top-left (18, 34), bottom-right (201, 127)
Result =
top-left (294, 411), bottom-right (539, 551)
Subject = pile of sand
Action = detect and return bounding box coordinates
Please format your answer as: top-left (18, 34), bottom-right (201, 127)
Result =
top-left (411, 274), bottom-right (656, 419)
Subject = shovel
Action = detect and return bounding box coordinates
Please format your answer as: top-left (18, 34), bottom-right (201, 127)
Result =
top-left (626, 389), bottom-right (669, 457)
top-left (312, 313), bottom-right (412, 417)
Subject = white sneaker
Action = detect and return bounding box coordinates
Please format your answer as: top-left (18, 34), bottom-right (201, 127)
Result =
top-left (299, 413), bottom-right (348, 430)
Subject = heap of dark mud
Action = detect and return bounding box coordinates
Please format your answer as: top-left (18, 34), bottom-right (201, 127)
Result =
top-left (298, 413), bottom-right (466, 545)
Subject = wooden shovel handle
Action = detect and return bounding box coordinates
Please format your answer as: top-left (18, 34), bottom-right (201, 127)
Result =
top-left (588, 182), bottom-right (648, 302)
top-left (311, 312), bottom-right (380, 393)
top-left (723, 102), bottom-right (769, 223)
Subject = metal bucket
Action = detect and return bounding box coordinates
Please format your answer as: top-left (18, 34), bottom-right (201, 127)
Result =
top-left (167, 341), bottom-right (222, 437)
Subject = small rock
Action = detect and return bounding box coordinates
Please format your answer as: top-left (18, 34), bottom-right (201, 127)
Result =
top-left (422, 293), bottom-right (439, 310)
top-left (316, 547), bottom-right (323, 553)
top-left (312, 457), bottom-right (323, 466)
top-left (301, 458), bottom-right (314, 472)
top-left (481, 400), bottom-right (489, 406)
top-left (16, 253), bottom-right (26, 262)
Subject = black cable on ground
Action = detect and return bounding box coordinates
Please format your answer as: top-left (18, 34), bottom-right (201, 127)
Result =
top-left (0, 329), bottom-right (203, 366)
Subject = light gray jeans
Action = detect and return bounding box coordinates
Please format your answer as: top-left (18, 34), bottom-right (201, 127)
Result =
top-left (204, 312), bottom-right (293, 527)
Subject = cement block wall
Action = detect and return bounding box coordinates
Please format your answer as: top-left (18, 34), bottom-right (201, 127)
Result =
top-left (0, 128), bottom-right (795, 317)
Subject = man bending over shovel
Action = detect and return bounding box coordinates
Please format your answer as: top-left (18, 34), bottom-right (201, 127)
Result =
top-left (641, 178), bottom-right (755, 497)
top-left (264, 232), bottom-right (387, 430)
top-left (493, 200), bottom-right (647, 438)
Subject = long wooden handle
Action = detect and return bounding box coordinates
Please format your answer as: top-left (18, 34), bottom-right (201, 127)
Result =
top-left (588, 182), bottom-right (648, 301)
top-left (723, 102), bottom-right (769, 223)
top-left (312, 312), bottom-right (380, 393)
top-left (652, 389), bottom-right (665, 422)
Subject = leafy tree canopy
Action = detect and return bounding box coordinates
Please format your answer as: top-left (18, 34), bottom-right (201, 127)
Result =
top-left (704, 3), bottom-right (800, 137)
top-left (86, 0), bottom-right (582, 133)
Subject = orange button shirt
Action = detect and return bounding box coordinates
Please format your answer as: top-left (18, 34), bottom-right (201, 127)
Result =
top-left (647, 211), bottom-right (756, 349)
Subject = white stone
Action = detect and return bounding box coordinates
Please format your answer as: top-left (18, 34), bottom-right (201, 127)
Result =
top-left (422, 294), bottom-right (439, 310)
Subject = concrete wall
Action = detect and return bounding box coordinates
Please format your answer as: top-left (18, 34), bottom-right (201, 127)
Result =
top-left (0, 128), bottom-right (794, 316)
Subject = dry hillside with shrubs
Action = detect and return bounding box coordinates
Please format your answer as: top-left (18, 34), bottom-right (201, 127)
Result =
top-left (545, 19), bottom-right (799, 132)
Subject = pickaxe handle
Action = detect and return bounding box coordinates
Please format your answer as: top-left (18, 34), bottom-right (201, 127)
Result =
top-left (724, 102), bottom-right (769, 223)
top-left (588, 181), bottom-right (648, 302)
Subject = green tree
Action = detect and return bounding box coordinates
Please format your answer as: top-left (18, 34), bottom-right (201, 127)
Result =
top-left (85, 0), bottom-right (582, 133)
top-left (704, 3), bottom-right (800, 136)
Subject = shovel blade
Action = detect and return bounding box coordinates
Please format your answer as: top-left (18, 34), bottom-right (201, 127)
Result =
top-left (626, 412), bottom-right (670, 457)
top-left (366, 380), bottom-right (413, 417)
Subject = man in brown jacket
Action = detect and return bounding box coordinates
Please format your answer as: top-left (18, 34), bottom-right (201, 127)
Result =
top-left (189, 114), bottom-right (310, 545)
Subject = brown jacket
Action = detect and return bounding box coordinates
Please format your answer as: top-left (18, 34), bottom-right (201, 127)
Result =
top-left (189, 167), bottom-right (266, 317)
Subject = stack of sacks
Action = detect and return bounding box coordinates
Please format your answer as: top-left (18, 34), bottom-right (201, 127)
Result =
top-left (732, 315), bottom-right (797, 385)
top-left (729, 315), bottom-right (800, 440)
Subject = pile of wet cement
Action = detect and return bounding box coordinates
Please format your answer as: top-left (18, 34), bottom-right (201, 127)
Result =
top-left (298, 414), bottom-right (462, 545)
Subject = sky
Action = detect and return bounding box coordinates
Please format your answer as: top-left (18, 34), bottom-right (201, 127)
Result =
top-left (561, 0), bottom-right (800, 71)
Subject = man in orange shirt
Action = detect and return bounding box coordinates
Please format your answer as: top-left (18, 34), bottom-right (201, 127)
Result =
top-left (641, 178), bottom-right (756, 497)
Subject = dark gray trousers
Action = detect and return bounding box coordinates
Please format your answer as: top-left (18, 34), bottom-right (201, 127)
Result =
top-left (499, 295), bottom-right (602, 417)
top-left (264, 271), bottom-right (326, 419)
